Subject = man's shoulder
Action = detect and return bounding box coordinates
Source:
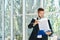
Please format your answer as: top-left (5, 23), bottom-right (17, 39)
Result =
top-left (31, 18), bottom-right (37, 22)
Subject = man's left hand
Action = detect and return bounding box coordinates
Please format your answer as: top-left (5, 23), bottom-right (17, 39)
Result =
top-left (46, 32), bottom-right (52, 35)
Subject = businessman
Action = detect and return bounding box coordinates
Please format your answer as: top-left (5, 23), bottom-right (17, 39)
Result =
top-left (28, 8), bottom-right (53, 40)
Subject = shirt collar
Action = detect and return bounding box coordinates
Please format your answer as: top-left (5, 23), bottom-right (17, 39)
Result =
top-left (37, 17), bottom-right (41, 20)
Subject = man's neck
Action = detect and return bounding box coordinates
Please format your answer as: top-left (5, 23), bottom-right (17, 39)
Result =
top-left (38, 16), bottom-right (44, 20)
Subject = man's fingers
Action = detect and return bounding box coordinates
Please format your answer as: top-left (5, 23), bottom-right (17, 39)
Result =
top-left (46, 32), bottom-right (52, 35)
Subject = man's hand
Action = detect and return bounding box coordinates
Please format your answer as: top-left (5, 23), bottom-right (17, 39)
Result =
top-left (33, 20), bottom-right (39, 26)
top-left (46, 32), bottom-right (52, 35)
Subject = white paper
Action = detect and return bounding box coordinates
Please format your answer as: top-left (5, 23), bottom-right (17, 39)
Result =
top-left (38, 18), bottom-right (51, 32)
top-left (37, 35), bottom-right (42, 38)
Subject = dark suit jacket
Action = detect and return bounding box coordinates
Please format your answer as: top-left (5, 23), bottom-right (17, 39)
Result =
top-left (28, 18), bottom-right (53, 40)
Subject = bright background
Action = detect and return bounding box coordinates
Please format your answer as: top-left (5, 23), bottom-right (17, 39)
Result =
top-left (0, 0), bottom-right (60, 40)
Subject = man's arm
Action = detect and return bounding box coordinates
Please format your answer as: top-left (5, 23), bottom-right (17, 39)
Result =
top-left (28, 19), bottom-right (35, 28)
top-left (28, 19), bottom-right (38, 28)
top-left (48, 20), bottom-right (53, 36)
top-left (46, 20), bottom-right (53, 36)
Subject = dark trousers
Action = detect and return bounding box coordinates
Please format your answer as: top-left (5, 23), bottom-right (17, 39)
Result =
top-left (29, 36), bottom-right (48, 40)
top-left (36, 37), bottom-right (48, 40)
top-left (36, 38), bottom-right (42, 40)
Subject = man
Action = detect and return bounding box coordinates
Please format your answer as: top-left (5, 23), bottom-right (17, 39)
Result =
top-left (28, 8), bottom-right (53, 40)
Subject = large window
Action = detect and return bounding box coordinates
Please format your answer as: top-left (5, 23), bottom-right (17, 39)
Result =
top-left (0, 0), bottom-right (60, 40)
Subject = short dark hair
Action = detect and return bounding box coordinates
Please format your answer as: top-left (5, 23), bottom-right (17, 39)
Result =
top-left (38, 8), bottom-right (44, 12)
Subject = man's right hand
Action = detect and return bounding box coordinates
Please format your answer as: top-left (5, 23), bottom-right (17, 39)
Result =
top-left (33, 20), bottom-right (39, 26)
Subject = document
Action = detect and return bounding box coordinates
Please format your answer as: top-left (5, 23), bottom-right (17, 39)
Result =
top-left (37, 35), bottom-right (42, 38)
top-left (38, 18), bottom-right (51, 32)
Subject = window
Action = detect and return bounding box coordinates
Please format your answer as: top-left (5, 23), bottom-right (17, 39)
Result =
top-left (0, 0), bottom-right (60, 40)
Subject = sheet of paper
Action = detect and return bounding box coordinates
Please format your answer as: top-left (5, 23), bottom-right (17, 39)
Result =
top-left (37, 35), bottom-right (42, 38)
top-left (38, 18), bottom-right (51, 32)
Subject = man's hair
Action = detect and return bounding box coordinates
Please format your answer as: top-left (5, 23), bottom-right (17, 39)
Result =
top-left (38, 8), bottom-right (44, 11)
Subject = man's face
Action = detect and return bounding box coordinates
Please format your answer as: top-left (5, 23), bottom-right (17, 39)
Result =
top-left (38, 11), bottom-right (44, 18)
